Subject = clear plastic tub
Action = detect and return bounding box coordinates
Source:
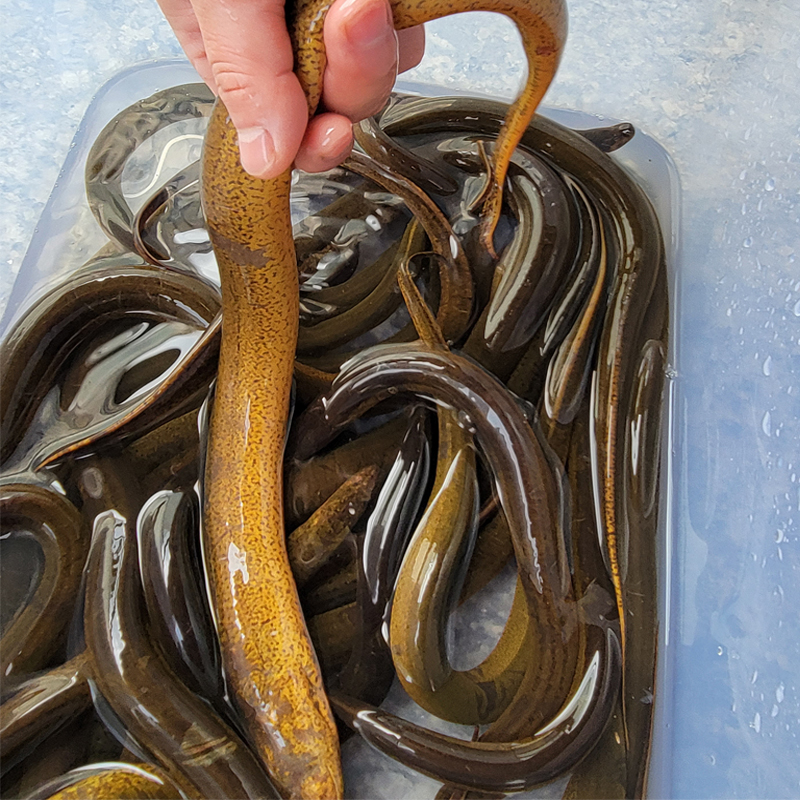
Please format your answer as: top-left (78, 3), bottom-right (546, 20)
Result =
top-left (0, 59), bottom-right (679, 799)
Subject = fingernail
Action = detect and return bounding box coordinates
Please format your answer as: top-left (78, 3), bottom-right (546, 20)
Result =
top-left (345, 0), bottom-right (393, 48)
top-left (237, 126), bottom-right (276, 177)
top-left (321, 124), bottom-right (350, 155)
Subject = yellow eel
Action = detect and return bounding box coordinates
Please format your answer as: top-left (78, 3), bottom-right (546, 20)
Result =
top-left (41, 763), bottom-right (181, 800)
top-left (200, 0), bottom-right (567, 796)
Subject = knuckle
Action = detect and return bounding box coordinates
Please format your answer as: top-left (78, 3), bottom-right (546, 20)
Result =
top-left (210, 62), bottom-right (256, 105)
top-left (184, 39), bottom-right (208, 66)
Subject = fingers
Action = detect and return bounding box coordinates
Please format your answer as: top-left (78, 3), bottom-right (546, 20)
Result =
top-left (397, 25), bottom-right (426, 74)
top-left (322, 0), bottom-right (399, 121)
top-left (295, 113), bottom-right (355, 174)
top-left (158, 0), bottom-right (426, 178)
top-left (295, 0), bottom-right (425, 173)
top-left (156, 0), bottom-right (215, 87)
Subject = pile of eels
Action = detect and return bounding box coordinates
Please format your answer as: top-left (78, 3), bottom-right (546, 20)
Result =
top-left (0, 1), bottom-right (668, 798)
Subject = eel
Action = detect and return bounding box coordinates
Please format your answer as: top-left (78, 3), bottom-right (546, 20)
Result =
top-left (298, 216), bottom-right (427, 322)
top-left (296, 218), bottom-right (431, 356)
top-left (354, 114), bottom-right (459, 196)
top-left (307, 602), bottom-right (361, 676)
top-left (133, 159), bottom-right (210, 273)
top-left (385, 94), bottom-right (667, 794)
top-left (292, 342), bottom-right (579, 715)
top-left (541, 177), bottom-right (610, 434)
top-left (462, 153), bottom-right (579, 381)
top-left (202, 0), bottom-right (566, 793)
top-left (202, 94), bottom-right (342, 800)
top-left (291, 336), bottom-right (622, 791)
top-left (0, 259), bottom-right (220, 472)
top-left (287, 466), bottom-right (379, 589)
top-left (85, 83), bottom-right (214, 253)
top-left (79, 456), bottom-right (280, 799)
top-left (331, 624), bottom-right (620, 794)
top-left (287, 465), bottom-right (380, 587)
top-left (560, 395), bottom-right (628, 799)
top-left (5, 709), bottom-right (100, 799)
top-left (288, 403), bottom-right (433, 702)
top-left (0, 652), bottom-right (91, 772)
top-left (137, 485), bottom-right (225, 703)
top-left (345, 150), bottom-right (473, 343)
top-left (34, 762), bottom-right (181, 800)
top-left (379, 92), bottom-right (666, 738)
top-left (388, 260), bottom-right (529, 725)
top-left (333, 407), bottom-right (432, 705)
top-left (0, 485), bottom-right (88, 680)
top-left (291, 0), bottom-right (569, 257)
top-left (285, 410), bottom-right (416, 527)
top-left (577, 121), bottom-right (636, 154)
top-left (302, 555), bottom-right (359, 616)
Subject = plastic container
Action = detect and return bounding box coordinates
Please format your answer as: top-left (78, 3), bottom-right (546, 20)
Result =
top-left (0, 59), bottom-right (679, 799)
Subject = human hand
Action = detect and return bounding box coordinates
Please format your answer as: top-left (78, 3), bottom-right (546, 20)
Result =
top-left (157, 0), bottom-right (425, 179)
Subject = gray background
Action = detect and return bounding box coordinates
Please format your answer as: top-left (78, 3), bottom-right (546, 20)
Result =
top-left (2, 0), bottom-right (799, 797)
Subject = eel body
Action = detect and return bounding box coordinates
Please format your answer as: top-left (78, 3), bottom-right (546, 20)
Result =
top-left (200, 1), bottom-right (568, 797)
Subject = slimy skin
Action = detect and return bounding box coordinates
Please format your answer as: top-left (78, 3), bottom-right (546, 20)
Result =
top-left (298, 217), bottom-right (427, 323)
top-left (380, 90), bottom-right (665, 730)
top-left (345, 151), bottom-right (473, 344)
top-left (296, 218), bottom-right (430, 357)
top-left (0, 652), bottom-right (91, 769)
top-left (39, 762), bottom-right (181, 800)
top-left (201, 2), bottom-right (567, 796)
top-left (0, 261), bottom-right (219, 470)
top-left (542, 177), bottom-right (609, 433)
top-left (81, 457), bottom-right (279, 800)
top-left (331, 625), bottom-right (620, 794)
top-left (0, 485), bottom-right (88, 680)
top-left (292, 0), bottom-right (567, 255)
top-left (137, 486), bottom-right (224, 703)
top-left (287, 466), bottom-right (380, 587)
top-left (389, 262), bottom-right (529, 725)
top-left (285, 411), bottom-right (414, 527)
top-left (202, 108), bottom-right (337, 799)
top-left (380, 94), bottom-right (666, 794)
top-left (354, 115), bottom-right (459, 196)
top-left (335, 407), bottom-right (432, 706)
top-left (85, 83), bottom-right (214, 253)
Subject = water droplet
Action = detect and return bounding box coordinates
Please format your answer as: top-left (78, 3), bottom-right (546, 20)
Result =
top-left (765, 178), bottom-right (776, 191)
top-left (793, 299), bottom-right (800, 316)
top-left (717, 646), bottom-right (724, 656)
top-left (776, 529), bottom-right (786, 543)
top-left (456, 410), bottom-right (476, 434)
top-left (777, 683), bottom-right (785, 703)
top-left (763, 355), bottom-right (772, 376)
top-left (762, 410), bottom-right (772, 436)
top-left (743, 237), bottom-right (753, 248)
top-left (752, 712), bottom-right (761, 733)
